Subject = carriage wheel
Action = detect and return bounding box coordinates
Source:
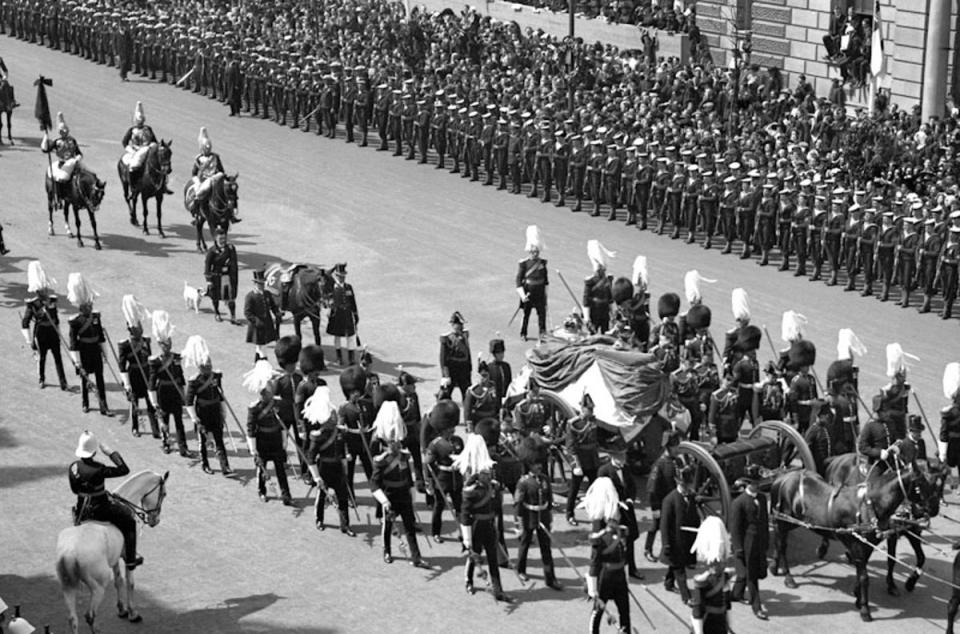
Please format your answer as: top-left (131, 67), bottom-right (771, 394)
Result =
top-left (677, 441), bottom-right (732, 520)
top-left (748, 420), bottom-right (817, 476)
top-left (540, 390), bottom-right (577, 494)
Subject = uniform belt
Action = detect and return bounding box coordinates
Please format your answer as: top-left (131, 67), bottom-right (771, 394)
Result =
top-left (602, 562), bottom-right (626, 570)
top-left (738, 383), bottom-right (754, 389)
top-left (79, 490), bottom-right (106, 498)
top-left (437, 465), bottom-right (454, 472)
top-left (159, 379), bottom-right (178, 385)
top-left (705, 605), bottom-right (726, 615)
top-left (79, 336), bottom-right (100, 343)
top-left (344, 428), bottom-right (365, 434)
top-left (949, 433), bottom-right (960, 439)
top-left (384, 481), bottom-right (408, 489)
top-left (196, 398), bottom-right (220, 406)
top-left (524, 503), bottom-right (549, 511)
top-left (473, 513), bottom-right (494, 520)
top-left (319, 457), bottom-right (340, 463)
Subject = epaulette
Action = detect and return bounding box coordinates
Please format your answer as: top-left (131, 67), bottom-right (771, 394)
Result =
top-left (943, 405), bottom-right (956, 415)
top-left (249, 399), bottom-right (260, 407)
top-left (518, 257), bottom-right (528, 263)
top-left (188, 372), bottom-right (202, 381)
top-left (374, 450), bottom-right (391, 462)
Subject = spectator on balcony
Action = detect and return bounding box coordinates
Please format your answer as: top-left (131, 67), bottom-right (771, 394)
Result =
top-left (823, 4), bottom-right (846, 61)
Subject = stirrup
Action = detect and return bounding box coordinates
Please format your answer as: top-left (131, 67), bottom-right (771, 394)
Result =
top-left (126, 555), bottom-right (144, 570)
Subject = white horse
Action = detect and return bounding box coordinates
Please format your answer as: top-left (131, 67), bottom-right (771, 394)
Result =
top-left (55, 470), bottom-right (169, 634)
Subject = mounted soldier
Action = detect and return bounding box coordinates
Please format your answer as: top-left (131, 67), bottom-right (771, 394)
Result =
top-left (119, 101), bottom-right (171, 194)
top-left (42, 111), bottom-right (88, 206)
top-left (189, 126), bottom-right (240, 224)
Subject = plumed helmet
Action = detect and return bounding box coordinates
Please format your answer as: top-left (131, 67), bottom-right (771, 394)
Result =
top-left (826, 360), bottom-right (856, 395)
top-left (686, 304), bottom-right (712, 330)
top-left (66, 272), bottom-right (97, 307)
top-left (731, 288), bottom-right (750, 321)
top-left (586, 239), bottom-right (615, 270)
top-left (780, 310), bottom-right (808, 343)
top-left (886, 343), bottom-right (918, 378)
top-left (429, 400), bottom-right (460, 431)
top-left (133, 100), bottom-right (145, 124)
top-left (274, 335), bottom-right (302, 367)
top-left (517, 435), bottom-right (548, 466)
top-left (736, 324), bottom-right (762, 352)
top-left (302, 386), bottom-right (336, 425)
top-left (945, 362), bottom-right (960, 400)
top-left (372, 400), bottom-right (406, 442)
top-left (338, 366), bottom-right (366, 398)
top-left (683, 270), bottom-right (716, 305)
top-left (657, 292), bottom-right (680, 319)
top-left (611, 277), bottom-right (634, 304)
top-left (26, 261), bottom-right (56, 293)
top-left (524, 224), bottom-right (544, 252)
top-left (242, 359), bottom-right (276, 393)
top-left (298, 345), bottom-right (325, 375)
top-left (836, 328), bottom-right (867, 361)
top-left (632, 255), bottom-right (648, 289)
top-left (690, 515), bottom-right (731, 565)
top-left (57, 111), bottom-right (69, 134)
top-left (472, 417), bottom-right (500, 446)
top-left (197, 126), bottom-right (212, 152)
top-left (373, 382), bottom-right (403, 411)
top-left (578, 477), bottom-right (620, 522)
top-left (150, 309), bottom-right (175, 344)
top-left (181, 334), bottom-right (211, 369)
top-left (786, 339), bottom-right (816, 370)
top-left (452, 432), bottom-right (494, 476)
top-left (121, 294), bottom-right (149, 331)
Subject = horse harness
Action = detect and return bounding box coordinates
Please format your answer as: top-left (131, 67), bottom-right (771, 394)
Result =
top-left (113, 477), bottom-right (167, 525)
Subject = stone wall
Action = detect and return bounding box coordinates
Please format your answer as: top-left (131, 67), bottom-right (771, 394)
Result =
top-left (696, 0), bottom-right (960, 112)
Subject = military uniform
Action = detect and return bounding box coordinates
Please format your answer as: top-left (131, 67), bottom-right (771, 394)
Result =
top-left (424, 433), bottom-right (464, 538)
top-left (565, 413), bottom-right (601, 520)
top-left (203, 239), bottom-right (238, 321)
top-left (21, 291), bottom-right (67, 389)
top-left (728, 488), bottom-right (769, 613)
top-left (243, 285), bottom-right (279, 348)
top-left (583, 269), bottom-right (613, 334)
top-left (439, 328), bottom-right (471, 398)
top-left (940, 396), bottom-right (960, 469)
top-left (462, 472), bottom-right (507, 596)
top-left (306, 418), bottom-right (352, 531)
top-left (371, 440), bottom-right (423, 564)
top-left (185, 368), bottom-right (229, 474)
top-left (514, 469), bottom-right (559, 584)
top-left (857, 417), bottom-right (896, 468)
top-left (660, 483), bottom-right (699, 602)
top-left (588, 521), bottom-right (632, 634)
top-left (148, 349), bottom-right (187, 454)
top-left (68, 309), bottom-right (109, 414)
top-left (69, 448), bottom-right (139, 567)
top-left (117, 333), bottom-right (158, 437)
top-left (247, 395), bottom-right (292, 503)
top-left (516, 254), bottom-right (548, 341)
top-left (463, 381), bottom-right (498, 430)
top-left (340, 398), bottom-right (373, 500)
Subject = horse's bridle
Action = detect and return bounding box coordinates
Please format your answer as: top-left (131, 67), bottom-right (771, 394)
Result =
top-left (115, 478), bottom-right (167, 526)
top-left (209, 178), bottom-right (236, 215)
top-left (145, 145), bottom-right (171, 183)
top-left (74, 174), bottom-right (101, 211)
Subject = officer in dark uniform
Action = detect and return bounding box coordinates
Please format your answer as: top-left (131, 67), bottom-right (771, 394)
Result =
top-left (553, 129), bottom-right (570, 207)
top-left (439, 311), bottom-right (471, 400)
top-left (245, 360), bottom-right (293, 506)
top-left (184, 336), bottom-right (231, 476)
top-left (147, 311), bottom-right (188, 456)
top-left (569, 135), bottom-right (587, 211)
top-left (513, 379), bottom-right (553, 436)
top-left (603, 143), bottom-right (622, 221)
top-left (681, 164), bottom-right (701, 241)
top-left (824, 198), bottom-right (846, 285)
top-left (271, 336), bottom-right (305, 478)
top-left (598, 443), bottom-right (644, 580)
top-left (585, 477), bottom-right (632, 634)
top-left (644, 430), bottom-right (680, 559)
top-left (514, 436), bottom-right (562, 590)
top-left (565, 393), bottom-right (602, 525)
top-left (938, 363), bottom-right (960, 484)
top-left (67, 274), bottom-right (111, 416)
top-left (243, 268), bottom-right (279, 362)
top-left (874, 343), bottom-right (913, 441)
top-left (117, 296), bottom-right (158, 438)
top-left (660, 462), bottom-right (700, 602)
top-left (719, 176), bottom-right (739, 253)
top-left (463, 360), bottom-right (498, 431)
top-left (842, 204), bottom-right (864, 291)
top-left (583, 241), bottom-right (614, 335)
top-left (777, 188), bottom-right (797, 271)
top-left (790, 200), bottom-right (811, 277)
top-left (634, 151), bottom-right (653, 229)
top-left (69, 430), bottom-right (142, 570)
top-left (203, 229), bottom-right (238, 323)
top-left (698, 170), bottom-right (718, 248)
top-left (325, 262), bottom-right (359, 366)
top-left (940, 228), bottom-right (960, 319)
top-left (302, 385), bottom-right (354, 535)
top-left (858, 208), bottom-right (879, 297)
top-left (516, 225), bottom-right (548, 341)
top-left (423, 409), bottom-right (463, 542)
top-left (20, 262), bottom-right (67, 390)
top-left (487, 338), bottom-right (512, 416)
top-left (728, 466), bottom-right (769, 620)
top-left (339, 366), bottom-right (373, 501)
top-left (755, 183), bottom-right (778, 265)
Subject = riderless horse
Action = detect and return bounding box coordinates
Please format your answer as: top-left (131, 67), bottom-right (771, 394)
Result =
top-left (183, 172), bottom-right (239, 252)
top-left (769, 460), bottom-right (938, 622)
top-left (264, 263), bottom-right (333, 346)
top-left (56, 470), bottom-right (169, 634)
top-left (117, 140), bottom-right (173, 236)
top-left (45, 167), bottom-right (106, 250)
top-left (824, 452), bottom-right (944, 596)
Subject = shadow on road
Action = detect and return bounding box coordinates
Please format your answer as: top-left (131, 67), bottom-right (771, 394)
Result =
top-left (0, 464), bottom-right (65, 489)
top-left (0, 575), bottom-right (340, 634)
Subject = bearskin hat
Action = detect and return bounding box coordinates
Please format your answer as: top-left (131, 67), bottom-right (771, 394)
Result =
top-left (338, 366), bottom-right (367, 398)
top-left (489, 338), bottom-right (505, 354)
top-left (274, 335), bottom-right (302, 368)
top-left (736, 325), bottom-right (762, 352)
top-left (473, 417), bottom-right (500, 446)
top-left (298, 345), bottom-right (325, 375)
top-left (686, 304), bottom-right (712, 330)
top-left (429, 400), bottom-right (461, 431)
top-left (657, 292), bottom-right (681, 319)
top-left (517, 435), bottom-right (548, 466)
top-left (611, 277), bottom-right (634, 304)
top-left (373, 382), bottom-right (403, 411)
top-left (826, 359), bottom-right (856, 395)
top-left (786, 340), bottom-right (816, 370)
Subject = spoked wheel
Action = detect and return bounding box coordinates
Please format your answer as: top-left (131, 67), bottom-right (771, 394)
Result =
top-left (748, 420), bottom-right (816, 479)
top-left (677, 441), bottom-right (732, 519)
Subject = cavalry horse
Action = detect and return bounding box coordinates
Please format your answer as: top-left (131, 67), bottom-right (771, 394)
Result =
top-left (183, 172), bottom-right (239, 252)
top-left (825, 452), bottom-right (944, 596)
top-left (264, 263), bottom-right (333, 346)
top-left (45, 168), bottom-right (107, 249)
top-left (769, 460), bottom-right (938, 622)
top-left (56, 469), bottom-right (169, 634)
top-left (117, 140), bottom-right (173, 236)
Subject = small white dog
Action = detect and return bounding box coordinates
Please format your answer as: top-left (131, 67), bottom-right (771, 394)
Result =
top-left (183, 281), bottom-right (203, 313)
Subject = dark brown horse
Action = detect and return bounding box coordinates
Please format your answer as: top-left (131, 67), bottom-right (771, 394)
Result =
top-left (825, 452), bottom-right (943, 596)
top-left (264, 263), bottom-right (333, 346)
top-left (183, 173), bottom-right (239, 252)
top-left (118, 140), bottom-right (173, 236)
top-left (769, 462), bottom-right (937, 622)
top-left (45, 168), bottom-right (106, 249)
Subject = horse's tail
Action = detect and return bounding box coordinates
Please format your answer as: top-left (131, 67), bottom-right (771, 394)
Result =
top-left (55, 547), bottom-right (81, 590)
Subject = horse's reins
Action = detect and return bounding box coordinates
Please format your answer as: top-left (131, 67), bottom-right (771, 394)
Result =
top-left (113, 478), bottom-right (167, 524)
top-left (74, 174), bottom-right (100, 211)
top-left (143, 146), bottom-right (170, 185)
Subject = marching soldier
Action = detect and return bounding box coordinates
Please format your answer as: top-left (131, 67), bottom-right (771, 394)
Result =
top-left (842, 204), bottom-right (864, 292)
top-left (302, 385), bottom-right (355, 535)
top-left (722, 287), bottom-right (751, 373)
top-left (243, 268), bottom-right (279, 363)
top-left (644, 430), bottom-right (680, 559)
top-left (203, 229), bottom-right (238, 323)
top-left (118, 295), bottom-right (158, 438)
top-left (244, 359), bottom-right (293, 506)
top-left (371, 401), bottom-right (428, 567)
top-left (147, 310), bottom-right (188, 456)
top-left (183, 335), bottom-right (231, 476)
top-left (69, 430), bottom-right (143, 570)
top-left (439, 311), bottom-right (471, 400)
top-left (513, 379), bottom-right (553, 437)
top-left (940, 227), bottom-right (960, 319)
top-left (897, 218), bottom-right (922, 307)
top-left (620, 144), bottom-right (637, 225)
top-left (583, 240), bottom-right (615, 334)
top-left (326, 262), bottom-right (359, 366)
top-left (583, 477), bottom-right (632, 633)
top-left (791, 200), bottom-right (811, 277)
top-left (374, 84), bottom-right (390, 150)
top-left (699, 170), bottom-right (718, 248)
top-left (508, 119), bottom-right (523, 194)
top-left (918, 218), bottom-right (943, 313)
top-left (423, 403), bottom-right (464, 542)
top-left (431, 101), bottom-right (448, 169)
top-left (514, 436), bottom-right (563, 590)
top-left (516, 225), bottom-right (548, 342)
top-left (876, 212), bottom-right (899, 301)
top-left (20, 261), bottom-right (68, 391)
top-left (67, 273), bottom-right (112, 416)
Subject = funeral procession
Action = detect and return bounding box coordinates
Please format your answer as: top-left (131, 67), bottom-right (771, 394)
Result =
top-left (5, 0), bottom-right (960, 632)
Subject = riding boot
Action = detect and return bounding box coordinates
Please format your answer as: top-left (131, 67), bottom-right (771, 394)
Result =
top-left (348, 350), bottom-right (356, 365)
top-left (161, 424), bottom-right (172, 453)
top-left (920, 294), bottom-right (931, 313)
top-left (147, 407), bottom-right (160, 439)
top-left (336, 349), bottom-right (344, 365)
top-left (219, 452), bottom-right (233, 476)
top-left (130, 404), bottom-right (140, 437)
top-left (123, 529), bottom-right (143, 570)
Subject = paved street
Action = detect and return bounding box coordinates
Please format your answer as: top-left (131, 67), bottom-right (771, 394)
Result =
top-left (0, 34), bottom-right (956, 633)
